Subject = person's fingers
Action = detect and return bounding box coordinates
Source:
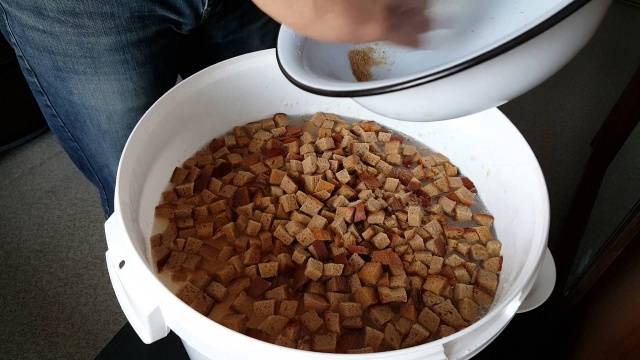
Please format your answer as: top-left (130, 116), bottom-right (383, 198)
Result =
top-left (387, 33), bottom-right (421, 47)
top-left (387, 12), bottom-right (430, 47)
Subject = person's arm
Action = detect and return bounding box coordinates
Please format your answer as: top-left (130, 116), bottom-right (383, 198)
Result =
top-left (252, 0), bottom-right (428, 46)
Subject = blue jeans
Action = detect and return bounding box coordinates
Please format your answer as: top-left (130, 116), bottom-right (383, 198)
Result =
top-left (0, 0), bottom-right (279, 215)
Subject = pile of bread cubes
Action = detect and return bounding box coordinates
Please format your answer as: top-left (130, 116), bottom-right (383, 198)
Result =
top-left (152, 112), bottom-right (503, 353)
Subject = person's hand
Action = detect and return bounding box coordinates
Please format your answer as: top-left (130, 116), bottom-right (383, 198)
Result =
top-left (253, 0), bottom-right (429, 47)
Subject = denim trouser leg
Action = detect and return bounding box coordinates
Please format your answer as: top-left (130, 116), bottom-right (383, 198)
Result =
top-left (0, 0), bottom-right (279, 216)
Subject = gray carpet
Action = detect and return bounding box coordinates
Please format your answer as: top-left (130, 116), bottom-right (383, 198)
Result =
top-left (0, 134), bottom-right (125, 360)
top-left (0, 2), bottom-right (639, 359)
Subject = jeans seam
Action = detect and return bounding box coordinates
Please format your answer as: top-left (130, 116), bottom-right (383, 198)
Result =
top-left (201, 0), bottom-right (211, 22)
top-left (0, 3), bottom-right (112, 214)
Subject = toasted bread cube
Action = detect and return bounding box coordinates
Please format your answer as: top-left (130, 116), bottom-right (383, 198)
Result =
top-left (458, 298), bottom-right (479, 322)
top-left (372, 232), bottom-right (390, 249)
top-left (205, 281), bottom-right (228, 302)
top-left (338, 302), bottom-right (363, 318)
top-left (473, 213), bottom-right (494, 227)
top-left (343, 155), bottom-right (362, 172)
top-left (278, 299), bottom-right (299, 319)
top-left (424, 275), bottom-right (448, 295)
top-left (393, 316), bottom-right (413, 336)
top-left (274, 225), bottom-right (294, 245)
top-left (350, 142), bottom-right (368, 156)
top-left (454, 186), bottom-right (475, 206)
top-left (300, 311), bottom-right (323, 332)
top-left (486, 240), bottom-right (502, 257)
top-left (418, 307), bottom-right (440, 333)
top-left (308, 214), bottom-right (328, 230)
top-left (244, 219), bottom-right (261, 237)
top-left (361, 131), bottom-right (377, 143)
top-left (421, 291), bottom-right (444, 308)
top-left (377, 272), bottom-right (390, 287)
top-left (292, 246), bottom-right (310, 265)
top-left (242, 246), bottom-right (261, 266)
top-left (361, 227), bottom-right (376, 241)
top-left (300, 196), bottom-right (324, 216)
top-left (359, 262), bottom-right (383, 286)
top-left (176, 282), bottom-right (202, 305)
top-left (453, 266), bottom-right (471, 283)
top-left (323, 263), bottom-right (344, 277)
top-left (275, 334), bottom-right (296, 348)
top-left (335, 207), bottom-right (355, 224)
top-left (230, 291), bottom-right (253, 315)
top-left (378, 287), bottom-right (407, 304)
top-left (390, 273), bottom-right (408, 289)
top-left (316, 137), bottom-right (335, 152)
top-left (253, 299), bottom-right (276, 316)
top-left (304, 292), bottom-right (330, 313)
top-left (349, 253), bottom-right (366, 272)
top-left (175, 182), bottom-right (195, 198)
top-left (312, 333), bottom-right (337, 352)
top-left (425, 219), bottom-right (443, 238)
top-left (375, 160), bottom-right (393, 175)
top-left (353, 287), bottom-right (378, 309)
top-left (258, 315), bottom-right (289, 336)
top-left (436, 324), bottom-right (456, 339)
top-left (474, 226), bottom-right (493, 243)
top-left (376, 131), bottom-right (391, 142)
top-left (470, 244), bottom-right (489, 261)
top-left (473, 287), bottom-right (494, 308)
top-left (279, 194), bottom-right (299, 213)
top-left (280, 175), bottom-right (298, 194)
top-left (285, 220), bottom-right (305, 236)
top-left (433, 299), bottom-right (466, 329)
top-left (408, 261), bottom-right (429, 277)
top-left (428, 256), bottom-right (444, 274)
top-left (335, 169), bottom-right (352, 184)
top-left (289, 211), bottom-right (311, 226)
top-left (368, 304), bottom-right (394, 328)
top-left (323, 311), bottom-right (340, 334)
top-left (456, 242), bottom-right (471, 257)
top-left (329, 217), bottom-right (347, 235)
top-left (463, 229), bottom-right (480, 242)
top-left (386, 153), bottom-right (402, 165)
top-left (384, 140), bottom-right (401, 154)
top-left (218, 184), bottom-right (238, 199)
top-left (302, 154), bottom-right (318, 175)
top-left (327, 292), bottom-right (351, 312)
top-left (407, 206), bottom-right (423, 227)
top-left (445, 253), bottom-right (466, 268)
top-left (269, 168), bottom-right (287, 185)
top-left (401, 323), bottom-right (430, 348)
top-left (364, 326), bottom-right (384, 351)
top-left (305, 258), bottom-right (324, 281)
top-left (451, 284), bottom-right (474, 301)
top-left (383, 177), bottom-right (399, 192)
top-left (326, 276), bottom-right (349, 293)
top-left (296, 227), bottom-right (316, 247)
top-left (362, 151), bottom-right (381, 166)
top-left (476, 269), bottom-right (498, 293)
top-left (258, 262), bottom-right (279, 279)
top-left (384, 323), bottom-right (402, 349)
top-left (367, 210), bottom-right (385, 225)
top-left (408, 234), bottom-right (425, 251)
top-left (483, 257), bottom-right (503, 273)
top-left (342, 316), bottom-right (364, 329)
top-left (264, 284), bottom-right (287, 301)
top-left (455, 205), bottom-right (473, 221)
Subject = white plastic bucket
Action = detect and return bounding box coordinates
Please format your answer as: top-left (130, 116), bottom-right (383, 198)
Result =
top-left (105, 49), bottom-right (554, 359)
